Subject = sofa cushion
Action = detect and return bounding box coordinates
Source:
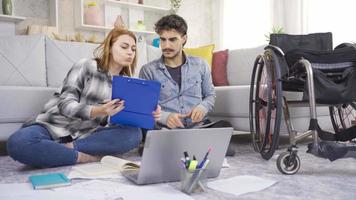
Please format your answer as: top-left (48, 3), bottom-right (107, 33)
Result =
top-left (212, 49), bottom-right (229, 86)
top-left (184, 44), bottom-right (215, 68)
top-left (46, 38), bottom-right (99, 87)
top-left (0, 86), bottom-right (58, 123)
top-left (0, 34), bottom-right (46, 87)
top-left (227, 45), bottom-right (265, 85)
top-left (210, 86), bottom-right (331, 118)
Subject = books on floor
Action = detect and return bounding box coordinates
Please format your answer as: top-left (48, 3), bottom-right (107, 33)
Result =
top-left (29, 173), bottom-right (71, 189)
top-left (73, 155), bottom-right (140, 176)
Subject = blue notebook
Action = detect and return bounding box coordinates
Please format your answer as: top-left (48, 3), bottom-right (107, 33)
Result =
top-left (110, 76), bottom-right (161, 129)
top-left (29, 173), bottom-right (71, 189)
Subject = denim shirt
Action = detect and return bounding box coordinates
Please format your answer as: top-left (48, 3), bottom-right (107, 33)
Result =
top-left (139, 54), bottom-right (216, 126)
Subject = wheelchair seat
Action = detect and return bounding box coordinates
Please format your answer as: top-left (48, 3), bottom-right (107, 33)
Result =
top-left (270, 32), bottom-right (356, 104)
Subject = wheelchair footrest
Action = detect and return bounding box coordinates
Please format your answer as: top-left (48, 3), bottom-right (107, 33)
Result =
top-left (318, 125), bottom-right (356, 142)
top-left (307, 141), bottom-right (356, 161)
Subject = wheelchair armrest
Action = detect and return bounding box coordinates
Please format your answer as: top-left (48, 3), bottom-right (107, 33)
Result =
top-left (334, 42), bottom-right (356, 50)
top-left (265, 45), bottom-right (285, 56)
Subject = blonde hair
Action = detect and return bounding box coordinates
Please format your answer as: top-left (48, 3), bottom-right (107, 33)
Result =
top-left (94, 28), bottom-right (137, 76)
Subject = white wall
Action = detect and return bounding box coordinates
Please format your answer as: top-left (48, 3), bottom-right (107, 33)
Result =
top-left (176, 0), bottom-right (213, 47)
top-left (220, 0), bottom-right (272, 49)
top-left (306, 0), bottom-right (356, 45)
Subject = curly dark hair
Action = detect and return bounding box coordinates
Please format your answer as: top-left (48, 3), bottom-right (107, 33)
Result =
top-left (154, 14), bottom-right (187, 36)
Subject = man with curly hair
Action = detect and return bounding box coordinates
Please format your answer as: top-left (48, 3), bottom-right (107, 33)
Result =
top-left (139, 14), bottom-right (235, 156)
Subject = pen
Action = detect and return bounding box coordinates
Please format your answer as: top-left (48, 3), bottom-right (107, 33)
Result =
top-left (197, 148), bottom-right (211, 169)
top-left (99, 99), bottom-right (122, 104)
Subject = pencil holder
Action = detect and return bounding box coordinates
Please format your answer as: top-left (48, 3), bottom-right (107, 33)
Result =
top-left (180, 167), bottom-right (207, 194)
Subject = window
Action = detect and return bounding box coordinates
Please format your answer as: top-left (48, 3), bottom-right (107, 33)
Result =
top-left (221, 0), bottom-right (272, 49)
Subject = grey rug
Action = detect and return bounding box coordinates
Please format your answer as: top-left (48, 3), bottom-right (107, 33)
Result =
top-left (0, 135), bottom-right (355, 200)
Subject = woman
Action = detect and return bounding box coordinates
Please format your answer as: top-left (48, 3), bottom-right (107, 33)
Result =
top-left (6, 28), bottom-right (161, 168)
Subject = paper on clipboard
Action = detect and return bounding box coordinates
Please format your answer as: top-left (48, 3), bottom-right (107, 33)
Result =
top-left (110, 76), bottom-right (161, 129)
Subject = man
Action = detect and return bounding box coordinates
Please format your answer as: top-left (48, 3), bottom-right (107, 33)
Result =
top-left (139, 14), bottom-right (235, 156)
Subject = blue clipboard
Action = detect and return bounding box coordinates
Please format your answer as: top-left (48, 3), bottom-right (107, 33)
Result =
top-left (110, 76), bottom-right (161, 129)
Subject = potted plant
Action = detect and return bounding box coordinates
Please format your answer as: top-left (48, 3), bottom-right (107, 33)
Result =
top-left (170, 0), bottom-right (182, 14)
top-left (265, 26), bottom-right (284, 42)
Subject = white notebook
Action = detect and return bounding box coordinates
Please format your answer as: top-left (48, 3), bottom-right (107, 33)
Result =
top-left (73, 156), bottom-right (140, 176)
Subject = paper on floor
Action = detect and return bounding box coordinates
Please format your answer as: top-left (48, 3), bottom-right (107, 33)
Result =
top-left (0, 182), bottom-right (98, 200)
top-left (54, 180), bottom-right (123, 199)
top-left (67, 168), bottom-right (124, 180)
top-left (118, 183), bottom-right (194, 200)
top-left (207, 175), bottom-right (277, 197)
top-left (55, 180), bottom-right (194, 200)
top-left (0, 180), bottom-right (193, 200)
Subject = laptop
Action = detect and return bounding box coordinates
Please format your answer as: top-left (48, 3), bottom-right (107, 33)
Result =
top-left (122, 127), bottom-right (233, 185)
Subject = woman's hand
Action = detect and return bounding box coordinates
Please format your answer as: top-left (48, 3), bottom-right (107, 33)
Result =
top-left (90, 99), bottom-right (125, 118)
top-left (152, 105), bottom-right (161, 122)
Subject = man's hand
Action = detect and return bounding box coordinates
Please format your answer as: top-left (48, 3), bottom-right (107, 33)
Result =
top-left (167, 113), bottom-right (189, 129)
top-left (189, 106), bottom-right (206, 123)
top-left (152, 105), bottom-right (161, 121)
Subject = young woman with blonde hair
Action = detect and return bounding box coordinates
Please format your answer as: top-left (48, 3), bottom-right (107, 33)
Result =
top-left (7, 28), bottom-right (161, 168)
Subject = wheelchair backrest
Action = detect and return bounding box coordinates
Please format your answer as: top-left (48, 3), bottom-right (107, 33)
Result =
top-left (270, 32), bottom-right (333, 54)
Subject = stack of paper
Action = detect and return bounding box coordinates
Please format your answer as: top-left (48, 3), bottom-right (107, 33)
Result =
top-left (207, 175), bottom-right (277, 197)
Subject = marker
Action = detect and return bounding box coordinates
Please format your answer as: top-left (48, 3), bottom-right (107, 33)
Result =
top-left (188, 160), bottom-right (198, 171)
top-left (183, 151), bottom-right (190, 169)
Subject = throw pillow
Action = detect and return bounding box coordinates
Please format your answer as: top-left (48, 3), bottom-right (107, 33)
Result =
top-left (212, 49), bottom-right (229, 86)
top-left (184, 44), bottom-right (215, 68)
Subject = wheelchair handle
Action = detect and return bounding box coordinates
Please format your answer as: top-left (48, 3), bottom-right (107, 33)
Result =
top-left (265, 45), bottom-right (285, 56)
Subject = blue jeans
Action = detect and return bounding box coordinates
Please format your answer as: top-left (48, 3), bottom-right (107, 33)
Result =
top-left (6, 124), bottom-right (142, 168)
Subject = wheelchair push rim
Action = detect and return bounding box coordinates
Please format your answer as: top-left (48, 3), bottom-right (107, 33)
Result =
top-left (249, 50), bottom-right (283, 160)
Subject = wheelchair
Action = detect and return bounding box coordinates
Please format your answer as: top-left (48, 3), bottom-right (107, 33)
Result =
top-left (249, 32), bottom-right (356, 175)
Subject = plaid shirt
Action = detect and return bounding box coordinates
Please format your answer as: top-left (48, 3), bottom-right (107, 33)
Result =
top-left (139, 54), bottom-right (216, 126)
top-left (34, 59), bottom-right (112, 140)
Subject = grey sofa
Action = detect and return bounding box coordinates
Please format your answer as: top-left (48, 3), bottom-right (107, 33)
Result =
top-left (0, 36), bottom-right (333, 141)
top-left (0, 35), bottom-right (100, 141)
top-left (208, 46), bottom-right (333, 134)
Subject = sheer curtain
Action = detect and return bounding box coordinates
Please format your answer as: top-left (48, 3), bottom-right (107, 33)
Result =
top-left (220, 0), bottom-right (356, 49)
top-left (221, 0), bottom-right (273, 49)
top-left (305, 0), bottom-right (356, 46)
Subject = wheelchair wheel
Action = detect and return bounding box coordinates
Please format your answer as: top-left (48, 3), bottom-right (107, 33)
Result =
top-left (329, 102), bottom-right (356, 133)
top-left (276, 151), bottom-right (301, 175)
top-left (249, 50), bottom-right (282, 160)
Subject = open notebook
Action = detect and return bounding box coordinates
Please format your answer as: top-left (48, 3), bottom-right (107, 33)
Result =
top-left (73, 156), bottom-right (140, 176)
